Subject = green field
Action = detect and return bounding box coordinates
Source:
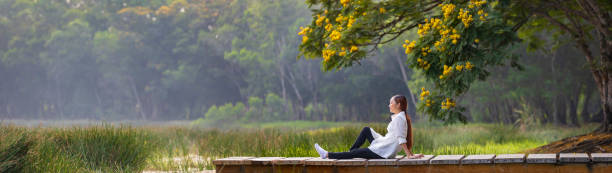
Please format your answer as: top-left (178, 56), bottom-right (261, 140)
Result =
top-left (0, 121), bottom-right (597, 172)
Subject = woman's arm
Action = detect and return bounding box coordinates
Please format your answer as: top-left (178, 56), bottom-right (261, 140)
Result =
top-left (401, 143), bottom-right (423, 159)
top-left (401, 143), bottom-right (412, 156)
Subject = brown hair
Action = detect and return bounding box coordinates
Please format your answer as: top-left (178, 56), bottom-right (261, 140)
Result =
top-left (392, 95), bottom-right (413, 151)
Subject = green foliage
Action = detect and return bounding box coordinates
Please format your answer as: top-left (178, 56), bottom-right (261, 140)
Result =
top-left (300, 0), bottom-right (524, 124)
top-left (198, 92), bottom-right (294, 124)
top-left (0, 124), bottom-right (159, 172)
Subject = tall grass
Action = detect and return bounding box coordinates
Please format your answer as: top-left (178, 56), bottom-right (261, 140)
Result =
top-left (0, 121), bottom-right (598, 172)
top-left (0, 124), bottom-right (158, 172)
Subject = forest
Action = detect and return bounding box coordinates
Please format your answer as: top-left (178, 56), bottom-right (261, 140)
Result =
top-left (0, 0), bottom-right (604, 127)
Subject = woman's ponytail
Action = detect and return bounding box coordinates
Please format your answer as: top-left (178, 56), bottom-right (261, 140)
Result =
top-left (392, 95), bottom-right (413, 151)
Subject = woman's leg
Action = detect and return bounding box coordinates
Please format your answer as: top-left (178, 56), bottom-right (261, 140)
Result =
top-left (328, 148), bottom-right (384, 159)
top-left (349, 127), bottom-right (375, 151)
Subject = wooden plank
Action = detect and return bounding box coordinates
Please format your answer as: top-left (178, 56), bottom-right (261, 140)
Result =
top-left (591, 153), bottom-right (612, 162)
top-left (462, 154), bottom-right (495, 164)
top-left (305, 158), bottom-right (336, 166)
top-left (212, 156), bottom-right (255, 165)
top-left (430, 155), bottom-right (464, 165)
top-left (367, 158), bottom-right (398, 166)
top-left (248, 157), bottom-right (284, 165)
top-left (494, 154), bottom-right (525, 164)
top-left (397, 155), bottom-right (434, 165)
top-left (526, 154), bottom-right (557, 164)
top-left (559, 153), bottom-right (590, 163)
top-left (274, 157), bottom-right (314, 165)
top-left (335, 158), bottom-right (367, 166)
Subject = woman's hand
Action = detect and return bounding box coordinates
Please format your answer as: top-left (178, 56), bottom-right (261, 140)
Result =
top-left (400, 143), bottom-right (424, 159)
top-left (406, 153), bottom-right (424, 159)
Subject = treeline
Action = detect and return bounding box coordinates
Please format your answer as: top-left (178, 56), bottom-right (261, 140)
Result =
top-left (0, 0), bottom-right (600, 126)
top-left (0, 0), bottom-right (409, 122)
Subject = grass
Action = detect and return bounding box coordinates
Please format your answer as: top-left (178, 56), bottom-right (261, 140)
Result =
top-left (0, 121), bottom-right (598, 172)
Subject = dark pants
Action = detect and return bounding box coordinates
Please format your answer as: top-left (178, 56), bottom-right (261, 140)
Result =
top-left (328, 127), bottom-right (384, 159)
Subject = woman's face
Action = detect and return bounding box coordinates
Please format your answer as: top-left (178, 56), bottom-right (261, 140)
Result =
top-left (389, 98), bottom-right (400, 114)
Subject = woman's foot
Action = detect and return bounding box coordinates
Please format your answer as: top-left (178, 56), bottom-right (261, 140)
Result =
top-left (314, 143), bottom-right (328, 159)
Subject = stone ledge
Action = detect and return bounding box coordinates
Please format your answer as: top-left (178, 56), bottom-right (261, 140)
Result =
top-left (526, 153), bottom-right (557, 164)
top-left (397, 155), bottom-right (434, 165)
top-left (592, 153), bottom-right (612, 162)
top-left (430, 155), bottom-right (464, 164)
top-left (559, 153), bottom-right (590, 163)
top-left (494, 154), bottom-right (525, 164)
top-left (462, 154), bottom-right (495, 164)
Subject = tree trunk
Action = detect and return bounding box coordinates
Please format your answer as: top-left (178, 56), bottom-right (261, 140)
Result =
top-left (569, 97), bottom-right (579, 127)
top-left (575, 30), bottom-right (612, 132)
top-left (581, 89), bottom-right (593, 122)
top-left (393, 54), bottom-right (419, 120)
top-left (129, 77), bottom-right (146, 120)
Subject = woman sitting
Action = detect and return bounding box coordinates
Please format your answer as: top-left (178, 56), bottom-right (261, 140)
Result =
top-left (314, 95), bottom-right (424, 159)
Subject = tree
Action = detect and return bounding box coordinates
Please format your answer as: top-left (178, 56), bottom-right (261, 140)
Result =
top-left (298, 0), bottom-right (612, 131)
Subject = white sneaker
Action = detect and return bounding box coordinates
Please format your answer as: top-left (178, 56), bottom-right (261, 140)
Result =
top-left (314, 143), bottom-right (328, 159)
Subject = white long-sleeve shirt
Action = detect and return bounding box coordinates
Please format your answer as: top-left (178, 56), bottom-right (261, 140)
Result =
top-left (367, 111), bottom-right (408, 159)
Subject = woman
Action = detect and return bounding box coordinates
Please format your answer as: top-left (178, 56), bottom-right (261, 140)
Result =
top-left (314, 95), bottom-right (424, 159)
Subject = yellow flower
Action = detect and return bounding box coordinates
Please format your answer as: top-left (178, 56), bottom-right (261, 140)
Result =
top-left (322, 49), bottom-right (336, 61)
top-left (443, 65), bottom-right (453, 75)
top-left (339, 51), bottom-right (347, 56)
top-left (441, 4), bottom-right (455, 20)
top-left (379, 7), bottom-right (386, 13)
top-left (302, 36), bottom-right (308, 44)
top-left (465, 61), bottom-right (474, 70)
top-left (330, 30), bottom-right (342, 41)
top-left (350, 45), bottom-right (358, 53)
top-left (402, 40), bottom-right (416, 54)
top-left (458, 9), bottom-right (473, 28)
top-left (315, 15), bottom-right (326, 26)
top-left (362, 12), bottom-right (367, 16)
top-left (340, 0), bottom-right (350, 7)
top-left (335, 14), bottom-right (345, 23)
top-left (347, 16), bottom-right (356, 28)
top-left (298, 27), bottom-right (311, 36)
top-left (456, 65), bottom-right (463, 71)
top-left (419, 87), bottom-right (430, 100)
top-left (474, 39), bottom-right (480, 43)
top-left (441, 98), bottom-right (456, 109)
top-left (325, 24), bottom-right (333, 31)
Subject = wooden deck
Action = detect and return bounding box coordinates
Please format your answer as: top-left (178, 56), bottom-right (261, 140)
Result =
top-left (213, 153), bottom-right (612, 173)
